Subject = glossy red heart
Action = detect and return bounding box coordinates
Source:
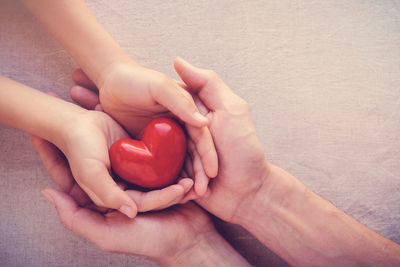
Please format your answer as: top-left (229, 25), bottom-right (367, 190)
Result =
top-left (109, 118), bottom-right (187, 189)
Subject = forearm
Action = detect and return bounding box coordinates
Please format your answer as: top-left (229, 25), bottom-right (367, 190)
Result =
top-left (162, 231), bottom-right (250, 267)
top-left (237, 162), bottom-right (400, 267)
top-left (0, 76), bottom-right (85, 147)
top-left (21, 0), bottom-right (134, 87)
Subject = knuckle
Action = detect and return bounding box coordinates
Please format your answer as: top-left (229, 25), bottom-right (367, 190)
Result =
top-left (156, 73), bottom-right (173, 88)
top-left (101, 193), bottom-right (118, 208)
top-left (200, 146), bottom-right (214, 162)
top-left (189, 128), bottom-right (204, 147)
top-left (204, 69), bottom-right (221, 82)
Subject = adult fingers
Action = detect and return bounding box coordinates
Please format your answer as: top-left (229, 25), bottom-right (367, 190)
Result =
top-left (72, 69), bottom-right (98, 91)
top-left (193, 94), bottom-right (209, 116)
top-left (174, 57), bottom-right (243, 112)
top-left (184, 154), bottom-right (195, 178)
top-left (70, 85), bottom-right (100, 110)
top-left (41, 188), bottom-right (115, 252)
top-left (188, 140), bottom-right (209, 196)
top-left (186, 125), bottom-right (218, 178)
top-left (30, 135), bottom-right (92, 206)
top-left (169, 81), bottom-right (218, 178)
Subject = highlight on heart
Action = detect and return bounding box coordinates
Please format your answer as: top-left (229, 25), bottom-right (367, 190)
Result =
top-left (109, 117), bottom-right (187, 189)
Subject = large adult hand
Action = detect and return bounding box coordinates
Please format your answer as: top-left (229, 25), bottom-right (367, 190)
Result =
top-left (174, 58), bottom-right (270, 223)
top-left (71, 64), bottom-right (217, 196)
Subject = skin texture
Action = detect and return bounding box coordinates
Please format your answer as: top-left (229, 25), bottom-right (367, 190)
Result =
top-left (174, 58), bottom-right (400, 267)
top-left (0, 76), bottom-right (140, 217)
top-left (21, 0), bottom-right (218, 199)
top-left (0, 74), bottom-right (212, 217)
top-left (41, 58), bottom-right (400, 266)
top-left (32, 100), bottom-right (250, 267)
top-left (173, 57), bottom-right (270, 221)
top-left (16, 1), bottom-right (399, 264)
top-left (70, 70), bottom-right (211, 203)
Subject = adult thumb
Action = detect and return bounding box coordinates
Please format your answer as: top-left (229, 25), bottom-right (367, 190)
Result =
top-left (174, 57), bottom-right (238, 112)
top-left (174, 57), bottom-right (210, 93)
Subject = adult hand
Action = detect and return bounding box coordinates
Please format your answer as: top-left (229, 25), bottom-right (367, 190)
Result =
top-left (33, 134), bottom-right (249, 266)
top-left (71, 64), bottom-right (217, 196)
top-left (174, 58), bottom-right (270, 223)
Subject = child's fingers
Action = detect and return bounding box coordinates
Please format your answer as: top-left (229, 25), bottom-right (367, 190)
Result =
top-left (72, 69), bottom-right (98, 91)
top-left (75, 159), bottom-right (137, 218)
top-left (179, 188), bottom-right (200, 203)
top-left (151, 80), bottom-right (208, 128)
top-left (70, 85), bottom-right (100, 110)
top-left (125, 179), bottom-right (193, 212)
top-left (177, 178), bottom-right (194, 194)
top-left (186, 125), bottom-right (218, 178)
top-left (188, 140), bottom-right (209, 196)
top-left (41, 188), bottom-right (115, 251)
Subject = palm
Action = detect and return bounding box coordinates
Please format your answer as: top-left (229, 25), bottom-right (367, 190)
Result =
top-left (196, 99), bottom-right (268, 222)
top-left (32, 110), bottom-right (129, 209)
top-left (173, 58), bottom-right (269, 222)
top-left (101, 202), bottom-right (212, 259)
top-left (66, 111), bottom-right (128, 169)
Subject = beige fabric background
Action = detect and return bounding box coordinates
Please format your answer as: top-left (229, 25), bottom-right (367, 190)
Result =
top-left (1, 0), bottom-right (399, 266)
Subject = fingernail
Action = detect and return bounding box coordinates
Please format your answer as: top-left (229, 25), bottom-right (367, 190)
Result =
top-left (119, 205), bottom-right (135, 218)
top-left (41, 190), bottom-right (55, 205)
top-left (194, 112), bottom-right (208, 124)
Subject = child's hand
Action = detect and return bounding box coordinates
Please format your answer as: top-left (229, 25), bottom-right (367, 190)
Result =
top-left (21, 0), bottom-right (217, 197)
top-left (33, 93), bottom-right (195, 218)
top-left (71, 64), bottom-right (217, 196)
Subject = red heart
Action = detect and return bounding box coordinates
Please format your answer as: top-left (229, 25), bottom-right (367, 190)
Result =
top-left (109, 118), bottom-right (187, 189)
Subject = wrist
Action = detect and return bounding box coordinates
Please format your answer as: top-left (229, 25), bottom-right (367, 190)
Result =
top-left (46, 100), bottom-right (89, 152)
top-left (230, 159), bottom-right (274, 225)
top-left (162, 230), bottom-right (249, 267)
top-left (233, 162), bottom-right (305, 229)
top-left (0, 76), bottom-right (87, 151)
top-left (232, 163), bottom-right (400, 266)
top-left (97, 58), bottom-right (139, 90)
